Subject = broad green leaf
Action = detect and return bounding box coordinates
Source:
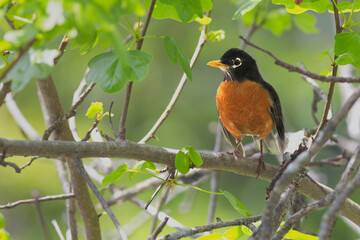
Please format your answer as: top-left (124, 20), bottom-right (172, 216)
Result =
top-left (222, 226), bottom-right (245, 240)
top-left (175, 150), bottom-right (190, 174)
top-left (182, 146), bottom-right (203, 167)
top-left (144, 0), bottom-right (212, 23)
top-left (3, 48), bottom-right (58, 92)
top-left (163, 36), bottom-right (192, 80)
top-left (207, 30), bottom-right (225, 42)
top-left (0, 213), bottom-right (4, 229)
top-left (223, 190), bottom-right (252, 217)
top-left (87, 50), bottom-right (152, 93)
top-left (232, 0), bottom-right (261, 20)
top-left (85, 102), bottom-right (104, 119)
top-left (285, 228), bottom-right (318, 240)
top-left (272, 0), bottom-right (330, 14)
top-left (196, 233), bottom-right (222, 240)
top-left (263, 9), bottom-right (291, 36)
top-left (102, 163), bottom-right (128, 189)
top-left (140, 161), bottom-right (156, 170)
top-left (334, 32), bottom-right (360, 68)
top-left (328, 1), bottom-right (360, 13)
top-left (293, 12), bottom-right (318, 34)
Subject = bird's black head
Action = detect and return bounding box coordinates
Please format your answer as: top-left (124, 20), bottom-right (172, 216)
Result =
top-left (207, 48), bottom-right (261, 82)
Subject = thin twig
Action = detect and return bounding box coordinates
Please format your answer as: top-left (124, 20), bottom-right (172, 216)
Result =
top-left (0, 149), bottom-right (20, 173)
top-left (81, 118), bottom-right (100, 142)
top-left (51, 220), bottom-right (65, 240)
top-left (0, 193), bottom-right (75, 209)
top-left (157, 215), bottom-right (262, 240)
top-left (139, 10), bottom-right (211, 144)
top-left (239, 36), bottom-right (360, 83)
top-left (73, 158), bottom-right (128, 240)
top-left (207, 170), bottom-right (220, 225)
top-left (150, 186), bottom-right (171, 233)
top-left (33, 190), bottom-right (52, 240)
top-left (118, 0), bottom-right (157, 140)
top-left (314, 0), bottom-right (343, 140)
top-left (148, 217), bottom-right (169, 240)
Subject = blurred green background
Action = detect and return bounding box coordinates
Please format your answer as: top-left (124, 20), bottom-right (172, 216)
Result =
top-left (1, 0), bottom-right (360, 239)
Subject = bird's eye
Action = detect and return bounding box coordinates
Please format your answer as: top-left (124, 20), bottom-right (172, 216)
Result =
top-left (232, 57), bottom-right (242, 68)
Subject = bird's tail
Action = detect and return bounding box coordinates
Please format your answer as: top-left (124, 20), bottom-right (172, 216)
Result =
top-left (252, 130), bottom-right (286, 155)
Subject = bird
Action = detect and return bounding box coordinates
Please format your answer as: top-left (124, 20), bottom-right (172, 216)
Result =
top-left (207, 48), bottom-right (285, 176)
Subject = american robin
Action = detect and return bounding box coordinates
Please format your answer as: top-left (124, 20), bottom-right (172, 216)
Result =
top-left (207, 48), bottom-right (285, 175)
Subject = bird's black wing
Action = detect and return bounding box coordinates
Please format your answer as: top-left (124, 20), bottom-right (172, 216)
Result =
top-left (262, 81), bottom-right (285, 150)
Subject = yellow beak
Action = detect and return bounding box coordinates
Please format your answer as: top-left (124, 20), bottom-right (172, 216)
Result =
top-left (207, 60), bottom-right (230, 70)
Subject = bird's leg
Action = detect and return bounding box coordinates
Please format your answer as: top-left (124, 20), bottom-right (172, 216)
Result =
top-left (233, 140), bottom-right (245, 160)
top-left (256, 139), bottom-right (265, 178)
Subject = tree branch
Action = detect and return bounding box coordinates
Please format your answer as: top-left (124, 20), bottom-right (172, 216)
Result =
top-left (238, 36), bottom-right (360, 83)
top-left (0, 193), bottom-right (75, 209)
top-left (118, 0), bottom-right (157, 140)
top-left (157, 215), bottom-right (262, 240)
top-left (139, 10), bottom-right (211, 144)
top-left (1, 137), bottom-right (360, 226)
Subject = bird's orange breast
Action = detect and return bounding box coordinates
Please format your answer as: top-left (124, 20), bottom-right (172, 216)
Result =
top-left (216, 80), bottom-right (274, 140)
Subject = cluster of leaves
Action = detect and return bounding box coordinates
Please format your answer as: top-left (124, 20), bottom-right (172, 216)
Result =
top-left (0, 0), bottom-right (218, 94)
top-left (234, 0), bottom-right (360, 70)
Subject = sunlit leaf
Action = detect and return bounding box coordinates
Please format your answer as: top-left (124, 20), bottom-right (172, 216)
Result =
top-left (0, 229), bottom-right (11, 240)
top-left (223, 190), bottom-right (252, 217)
top-left (196, 233), bottom-right (222, 240)
top-left (232, 0), bottom-right (261, 20)
top-left (334, 32), bottom-right (360, 68)
top-left (195, 15), bottom-right (212, 25)
top-left (0, 213), bottom-right (4, 229)
top-left (102, 164), bottom-right (128, 189)
top-left (206, 30), bottom-right (225, 42)
top-left (85, 102), bottom-right (104, 119)
top-left (145, 0), bottom-right (212, 23)
top-left (222, 226), bottom-right (245, 240)
top-left (163, 35), bottom-right (192, 80)
top-left (284, 228), bottom-right (318, 240)
top-left (140, 161), bottom-right (156, 170)
top-left (272, 0), bottom-right (330, 14)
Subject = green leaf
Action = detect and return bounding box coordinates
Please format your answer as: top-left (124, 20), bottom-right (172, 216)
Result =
top-left (206, 30), bottom-right (225, 42)
top-left (144, 0), bottom-right (213, 23)
top-left (223, 190), bottom-right (252, 217)
top-left (334, 32), bottom-right (360, 68)
top-left (284, 228), bottom-right (318, 240)
top-left (87, 50), bottom-right (152, 93)
top-left (222, 226), bottom-right (245, 240)
top-left (3, 48), bottom-right (59, 92)
top-left (85, 102), bottom-right (104, 119)
top-left (263, 9), bottom-right (291, 36)
top-left (182, 146), bottom-right (203, 167)
top-left (0, 213), bottom-right (5, 229)
top-left (102, 164), bottom-right (128, 189)
top-left (175, 150), bottom-right (190, 174)
top-left (293, 12), bottom-right (318, 34)
top-left (232, 0), bottom-right (261, 20)
top-left (272, 0), bottom-right (330, 14)
top-left (140, 161), bottom-right (156, 170)
top-left (163, 36), bottom-right (192, 80)
top-left (196, 233), bottom-right (222, 240)
top-left (195, 16), bottom-right (212, 25)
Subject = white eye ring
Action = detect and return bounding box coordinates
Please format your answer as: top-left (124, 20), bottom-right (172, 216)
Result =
top-left (232, 57), bottom-right (242, 68)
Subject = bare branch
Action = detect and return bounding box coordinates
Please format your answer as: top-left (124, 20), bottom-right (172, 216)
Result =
top-left (73, 158), bottom-right (128, 240)
top-left (238, 36), bottom-right (360, 83)
top-left (118, 0), bottom-right (157, 140)
top-left (139, 10), bottom-right (211, 144)
top-left (157, 215), bottom-right (262, 240)
top-left (148, 217), bottom-right (169, 240)
top-left (51, 220), bottom-right (65, 240)
top-left (0, 193), bottom-right (75, 209)
top-left (33, 190), bottom-right (52, 240)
